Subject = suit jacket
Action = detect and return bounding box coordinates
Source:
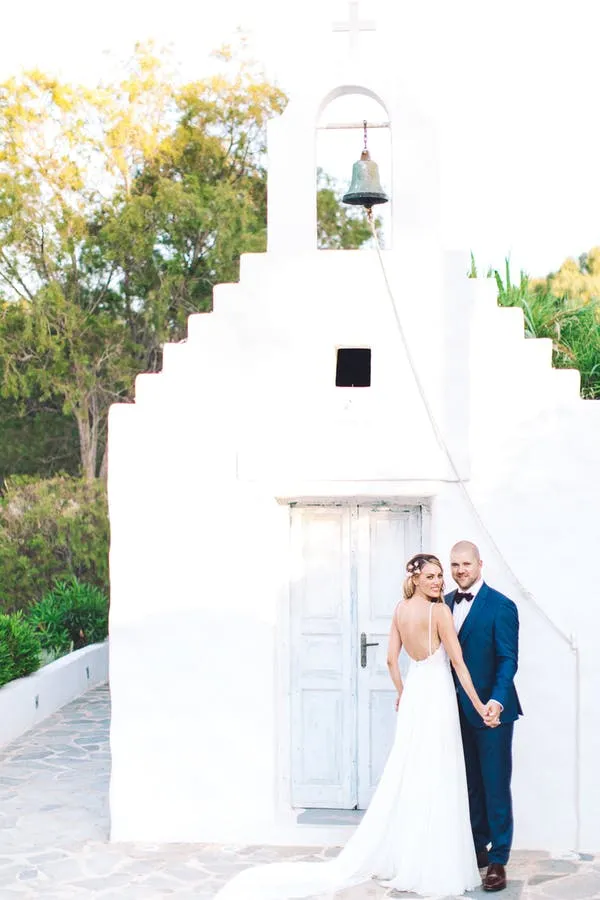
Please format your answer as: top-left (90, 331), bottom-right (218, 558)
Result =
top-left (445, 582), bottom-right (523, 728)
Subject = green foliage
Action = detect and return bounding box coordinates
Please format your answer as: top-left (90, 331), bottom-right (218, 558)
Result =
top-left (0, 396), bottom-right (80, 483)
top-left (27, 589), bottom-right (71, 656)
top-left (474, 256), bottom-right (600, 399)
top-left (95, 47), bottom-right (287, 348)
top-left (29, 577), bottom-right (108, 656)
top-left (0, 612), bottom-right (41, 687)
top-left (0, 283), bottom-right (138, 481)
top-left (467, 251), bottom-right (480, 279)
top-left (0, 633), bottom-right (11, 685)
top-left (0, 476), bottom-right (109, 613)
top-left (0, 575), bottom-right (107, 687)
top-left (316, 169), bottom-right (377, 250)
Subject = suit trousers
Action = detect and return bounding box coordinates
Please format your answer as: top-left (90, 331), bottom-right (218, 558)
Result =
top-left (459, 707), bottom-right (514, 865)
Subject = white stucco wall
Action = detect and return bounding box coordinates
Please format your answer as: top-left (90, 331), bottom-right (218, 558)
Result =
top-left (107, 69), bottom-right (600, 850)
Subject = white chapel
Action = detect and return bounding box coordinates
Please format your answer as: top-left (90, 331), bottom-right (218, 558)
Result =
top-left (107, 2), bottom-right (600, 854)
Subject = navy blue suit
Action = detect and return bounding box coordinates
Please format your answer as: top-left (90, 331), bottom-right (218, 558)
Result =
top-left (446, 583), bottom-right (522, 865)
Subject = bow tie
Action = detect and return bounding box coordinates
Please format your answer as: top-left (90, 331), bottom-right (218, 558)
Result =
top-left (455, 592), bottom-right (474, 604)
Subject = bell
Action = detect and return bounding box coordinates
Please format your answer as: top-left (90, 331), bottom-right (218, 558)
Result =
top-left (342, 149), bottom-right (389, 209)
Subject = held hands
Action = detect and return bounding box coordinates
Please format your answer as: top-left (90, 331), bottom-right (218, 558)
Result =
top-left (395, 692), bottom-right (403, 712)
top-left (482, 700), bottom-right (502, 728)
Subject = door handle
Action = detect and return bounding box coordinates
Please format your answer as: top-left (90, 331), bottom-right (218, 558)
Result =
top-left (360, 632), bottom-right (379, 668)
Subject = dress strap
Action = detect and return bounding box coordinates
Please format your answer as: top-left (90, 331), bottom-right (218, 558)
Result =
top-left (428, 602), bottom-right (434, 657)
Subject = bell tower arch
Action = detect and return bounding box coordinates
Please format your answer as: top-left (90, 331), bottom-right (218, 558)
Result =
top-left (266, 75), bottom-right (441, 254)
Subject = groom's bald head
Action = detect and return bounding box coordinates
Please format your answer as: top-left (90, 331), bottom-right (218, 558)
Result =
top-left (451, 540), bottom-right (481, 562)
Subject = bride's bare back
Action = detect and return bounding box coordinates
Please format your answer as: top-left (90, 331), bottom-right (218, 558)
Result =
top-left (395, 598), bottom-right (442, 661)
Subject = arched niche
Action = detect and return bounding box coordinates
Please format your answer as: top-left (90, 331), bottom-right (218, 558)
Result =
top-left (315, 86), bottom-right (392, 250)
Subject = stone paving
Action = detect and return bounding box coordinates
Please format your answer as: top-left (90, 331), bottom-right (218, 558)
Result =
top-left (0, 685), bottom-right (599, 899)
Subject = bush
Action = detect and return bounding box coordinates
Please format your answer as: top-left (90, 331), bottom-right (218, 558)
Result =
top-left (0, 612), bottom-right (42, 687)
top-left (0, 633), bottom-right (12, 686)
top-left (27, 589), bottom-right (72, 656)
top-left (0, 475), bottom-right (109, 613)
top-left (29, 577), bottom-right (109, 656)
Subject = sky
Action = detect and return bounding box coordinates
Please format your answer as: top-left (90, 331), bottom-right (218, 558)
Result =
top-left (2, 0), bottom-right (599, 278)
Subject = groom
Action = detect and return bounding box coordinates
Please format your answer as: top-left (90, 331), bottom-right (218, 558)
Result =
top-left (446, 541), bottom-right (522, 893)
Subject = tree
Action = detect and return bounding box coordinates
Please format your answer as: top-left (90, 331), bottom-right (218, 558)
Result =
top-left (0, 395), bottom-right (79, 483)
top-left (0, 67), bottom-right (142, 479)
top-left (0, 44), bottom-right (378, 480)
top-left (0, 291), bottom-right (137, 480)
top-left (93, 43), bottom-right (288, 360)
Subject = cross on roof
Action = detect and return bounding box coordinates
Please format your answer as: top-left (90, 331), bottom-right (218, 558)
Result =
top-left (332, 0), bottom-right (376, 62)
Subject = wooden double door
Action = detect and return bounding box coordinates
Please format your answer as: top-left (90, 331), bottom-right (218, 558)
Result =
top-left (290, 503), bottom-right (422, 809)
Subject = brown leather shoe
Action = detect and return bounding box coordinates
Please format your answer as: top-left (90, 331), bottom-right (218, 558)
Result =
top-left (476, 848), bottom-right (489, 869)
top-left (483, 864), bottom-right (506, 892)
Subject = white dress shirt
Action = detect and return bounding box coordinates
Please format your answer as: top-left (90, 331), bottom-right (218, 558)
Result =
top-left (452, 577), bottom-right (483, 634)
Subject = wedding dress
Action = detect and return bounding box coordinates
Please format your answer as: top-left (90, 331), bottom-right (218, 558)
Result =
top-left (214, 604), bottom-right (481, 898)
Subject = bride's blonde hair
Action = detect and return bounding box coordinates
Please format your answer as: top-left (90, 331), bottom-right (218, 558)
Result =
top-left (403, 554), bottom-right (444, 601)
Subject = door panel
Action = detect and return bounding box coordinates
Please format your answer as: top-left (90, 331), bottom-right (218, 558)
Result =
top-left (290, 507), bottom-right (357, 808)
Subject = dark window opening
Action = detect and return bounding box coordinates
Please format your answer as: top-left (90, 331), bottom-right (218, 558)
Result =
top-left (335, 348), bottom-right (371, 387)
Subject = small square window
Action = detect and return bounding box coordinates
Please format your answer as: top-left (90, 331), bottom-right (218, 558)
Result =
top-left (335, 348), bottom-right (371, 387)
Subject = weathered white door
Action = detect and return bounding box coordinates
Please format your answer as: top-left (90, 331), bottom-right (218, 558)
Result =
top-left (356, 506), bottom-right (422, 807)
top-left (290, 506), bottom-right (357, 808)
top-left (290, 504), bottom-right (422, 809)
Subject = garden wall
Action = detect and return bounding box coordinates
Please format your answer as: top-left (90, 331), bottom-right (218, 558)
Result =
top-left (0, 640), bottom-right (108, 748)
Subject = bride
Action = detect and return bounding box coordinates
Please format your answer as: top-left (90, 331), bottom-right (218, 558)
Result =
top-left (214, 553), bottom-right (486, 898)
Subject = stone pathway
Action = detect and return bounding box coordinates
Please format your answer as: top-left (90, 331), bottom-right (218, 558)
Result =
top-left (0, 685), bottom-right (598, 898)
